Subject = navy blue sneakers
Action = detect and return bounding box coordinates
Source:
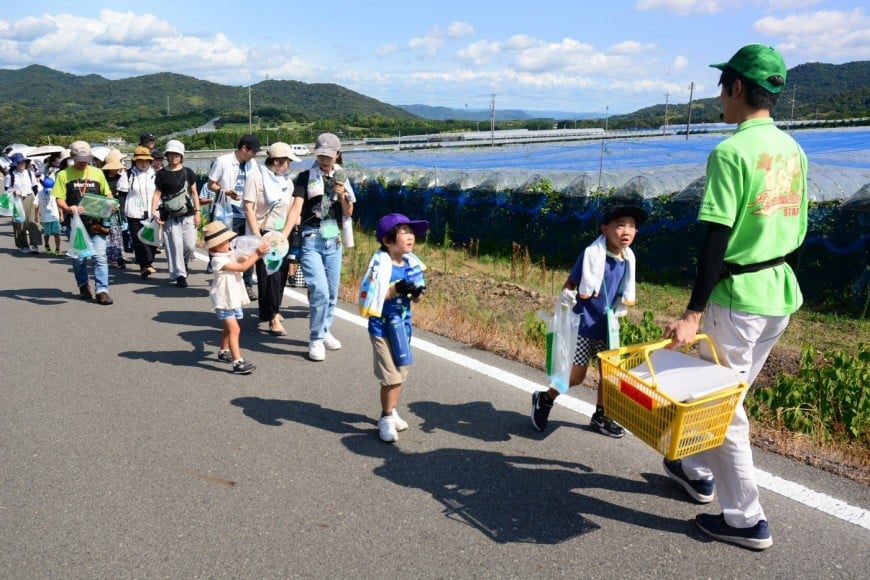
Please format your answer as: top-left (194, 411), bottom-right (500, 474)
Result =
top-left (663, 458), bottom-right (715, 503)
top-left (696, 513), bottom-right (773, 550)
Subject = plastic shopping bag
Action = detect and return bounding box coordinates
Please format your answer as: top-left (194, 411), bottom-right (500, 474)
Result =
top-left (209, 191), bottom-right (233, 229)
top-left (538, 298), bottom-right (581, 394)
top-left (11, 194), bottom-right (26, 223)
top-left (262, 231), bottom-right (289, 275)
top-left (137, 216), bottom-right (163, 247)
top-left (67, 213), bottom-right (96, 259)
top-left (0, 191), bottom-right (12, 216)
top-left (231, 235), bottom-right (262, 259)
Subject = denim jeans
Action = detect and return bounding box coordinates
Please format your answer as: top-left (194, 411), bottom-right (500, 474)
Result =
top-left (72, 232), bottom-right (109, 293)
top-left (300, 228), bottom-right (342, 342)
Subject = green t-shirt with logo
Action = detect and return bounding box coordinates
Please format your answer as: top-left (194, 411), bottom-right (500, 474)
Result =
top-left (699, 117), bottom-right (808, 316)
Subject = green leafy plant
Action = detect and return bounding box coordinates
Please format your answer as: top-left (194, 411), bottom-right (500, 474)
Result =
top-left (620, 310), bottom-right (662, 345)
top-left (747, 343), bottom-right (870, 444)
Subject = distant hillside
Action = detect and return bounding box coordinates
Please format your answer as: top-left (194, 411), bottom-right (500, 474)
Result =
top-left (0, 65), bottom-right (417, 145)
top-left (399, 104), bottom-right (601, 122)
top-left (0, 60), bottom-right (866, 145)
top-left (610, 60), bottom-right (870, 127)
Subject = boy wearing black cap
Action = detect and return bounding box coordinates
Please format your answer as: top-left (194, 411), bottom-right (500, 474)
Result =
top-left (660, 44), bottom-right (807, 551)
top-left (531, 205), bottom-right (647, 438)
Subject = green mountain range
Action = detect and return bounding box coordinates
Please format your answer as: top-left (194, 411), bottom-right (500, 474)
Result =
top-left (0, 61), bottom-right (867, 146)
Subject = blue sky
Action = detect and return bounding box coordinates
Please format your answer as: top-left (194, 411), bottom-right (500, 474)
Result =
top-left (0, 1), bottom-right (866, 115)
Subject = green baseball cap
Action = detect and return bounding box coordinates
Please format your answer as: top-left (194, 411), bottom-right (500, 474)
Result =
top-left (710, 44), bottom-right (787, 94)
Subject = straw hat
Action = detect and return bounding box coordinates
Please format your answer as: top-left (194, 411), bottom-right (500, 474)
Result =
top-left (203, 221), bottom-right (237, 249)
top-left (102, 149), bottom-right (126, 171)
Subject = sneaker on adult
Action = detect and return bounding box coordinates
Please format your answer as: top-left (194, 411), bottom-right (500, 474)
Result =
top-left (140, 268), bottom-right (152, 279)
top-left (378, 414), bottom-right (398, 443)
top-left (79, 284), bottom-right (93, 300)
top-left (30, 245), bottom-right (39, 254)
top-left (95, 292), bottom-right (114, 305)
top-left (590, 410), bottom-right (625, 438)
top-left (246, 285), bottom-right (257, 301)
top-left (18, 247), bottom-right (31, 253)
top-left (176, 276), bottom-right (188, 288)
top-left (323, 332), bottom-right (342, 350)
top-left (217, 350), bottom-right (233, 363)
top-left (663, 458), bottom-right (715, 503)
top-left (233, 359), bottom-right (255, 375)
top-left (531, 391), bottom-right (554, 432)
top-left (392, 409), bottom-right (409, 432)
top-left (308, 340), bottom-right (326, 361)
top-left (695, 513), bottom-right (772, 550)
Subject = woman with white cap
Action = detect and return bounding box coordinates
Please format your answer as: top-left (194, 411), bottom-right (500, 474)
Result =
top-left (242, 141), bottom-right (300, 335)
top-left (150, 139), bottom-right (201, 288)
top-left (284, 132), bottom-right (355, 361)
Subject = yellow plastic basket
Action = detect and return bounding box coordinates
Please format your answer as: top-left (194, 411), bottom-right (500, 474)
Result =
top-left (597, 334), bottom-right (748, 460)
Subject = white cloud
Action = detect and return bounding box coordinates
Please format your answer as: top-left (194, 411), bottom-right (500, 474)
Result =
top-left (375, 43), bottom-right (399, 57)
top-left (457, 40), bottom-right (501, 66)
top-left (609, 40), bottom-right (656, 54)
top-left (408, 33), bottom-right (443, 56)
top-left (755, 8), bottom-right (870, 60)
top-left (446, 21), bottom-right (474, 38)
top-left (635, 0), bottom-right (724, 15)
top-left (672, 55), bottom-right (689, 71)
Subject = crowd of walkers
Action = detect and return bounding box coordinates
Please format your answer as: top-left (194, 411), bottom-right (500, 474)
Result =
top-left (1, 132), bottom-right (355, 355)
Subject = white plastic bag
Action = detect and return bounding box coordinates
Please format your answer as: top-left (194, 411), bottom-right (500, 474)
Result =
top-left (231, 234), bottom-right (262, 259)
top-left (67, 213), bottom-right (96, 259)
top-left (11, 194), bottom-right (26, 223)
top-left (539, 296), bottom-right (581, 394)
top-left (137, 216), bottom-right (163, 247)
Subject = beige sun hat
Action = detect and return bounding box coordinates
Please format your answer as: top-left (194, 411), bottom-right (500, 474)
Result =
top-left (267, 142), bottom-right (301, 162)
top-left (203, 221), bottom-right (237, 249)
top-left (101, 149), bottom-right (126, 171)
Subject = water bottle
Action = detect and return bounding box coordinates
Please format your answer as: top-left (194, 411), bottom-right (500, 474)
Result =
top-left (386, 313), bottom-right (413, 367)
top-left (341, 215), bottom-right (355, 247)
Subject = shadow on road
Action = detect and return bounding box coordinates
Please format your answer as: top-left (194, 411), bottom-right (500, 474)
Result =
top-left (230, 396), bottom-right (697, 545)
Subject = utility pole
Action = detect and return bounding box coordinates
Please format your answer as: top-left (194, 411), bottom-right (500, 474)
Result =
top-left (248, 87), bottom-right (253, 134)
top-left (790, 85), bottom-right (797, 127)
top-left (489, 94), bottom-right (496, 146)
top-left (166, 96), bottom-right (170, 116)
top-left (663, 91), bottom-right (669, 134)
top-left (597, 105), bottom-right (609, 193)
top-left (685, 82), bottom-right (694, 141)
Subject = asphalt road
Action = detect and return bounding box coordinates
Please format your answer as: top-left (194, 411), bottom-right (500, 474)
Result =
top-left (1, 220), bottom-right (868, 578)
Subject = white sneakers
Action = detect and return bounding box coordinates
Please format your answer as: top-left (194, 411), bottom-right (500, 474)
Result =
top-left (378, 414), bottom-right (398, 442)
top-left (378, 409), bottom-right (409, 443)
top-left (310, 333), bottom-right (341, 361)
top-left (323, 332), bottom-right (342, 350)
top-left (308, 340), bottom-right (326, 361)
top-left (392, 409), bottom-right (409, 432)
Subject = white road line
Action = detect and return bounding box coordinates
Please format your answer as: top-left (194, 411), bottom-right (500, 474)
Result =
top-left (201, 254), bottom-right (869, 532)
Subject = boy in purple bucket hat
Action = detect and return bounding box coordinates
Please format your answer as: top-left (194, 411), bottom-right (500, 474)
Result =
top-left (359, 213), bottom-right (428, 442)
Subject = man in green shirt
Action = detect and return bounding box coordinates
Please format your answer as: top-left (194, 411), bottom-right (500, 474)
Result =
top-left (662, 44), bottom-right (808, 550)
top-left (53, 141), bottom-right (115, 305)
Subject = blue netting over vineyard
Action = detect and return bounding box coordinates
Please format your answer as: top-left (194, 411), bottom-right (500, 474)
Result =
top-left (343, 128), bottom-right (870, 204)
top-left (339, 128), bottom-right (870, 311)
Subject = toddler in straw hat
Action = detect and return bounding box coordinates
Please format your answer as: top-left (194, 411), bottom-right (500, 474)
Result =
top-left (204, 221), bottom-right (269, 375)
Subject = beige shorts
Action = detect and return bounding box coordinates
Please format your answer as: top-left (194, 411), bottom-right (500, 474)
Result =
top-left (370, 334), bottom-right (409, 387)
